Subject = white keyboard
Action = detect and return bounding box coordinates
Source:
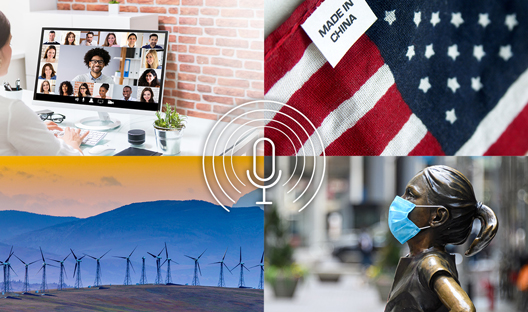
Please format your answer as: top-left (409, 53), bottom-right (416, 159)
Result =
top-left (52, 129), bottom-right (107, 146)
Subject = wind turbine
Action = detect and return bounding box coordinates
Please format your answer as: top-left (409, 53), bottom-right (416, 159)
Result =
top-left (185, 249), bottom-right (206, 286)
top-left (250, 252), bottom-right (264, 289)
top-left (139, 256), bottom-right (147, 285)
top-left (114, 246), bottom-right (136, 285)
top-left (49, 252), bottom-right (71, 290)
top-left (2, 246), bottom-right (16, 294)
top-left (71, 249), bottom-right (85, 289)
top-left (85, 250), bottom-right (111, 287)
top-left (161, 242), bottom-right (178, 285)
top-left (147, 245), bottom-right (165, 285)
top-left (37, 247), bottom-right (56, 293)
top-left (14, 255), bottom-right (39, 293)
top-left (211, 248), bottom-right (231, 287)
top-left (232, 247), bottom-right (250, 288)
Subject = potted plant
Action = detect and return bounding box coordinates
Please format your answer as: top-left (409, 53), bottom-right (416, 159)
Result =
top-left (108, 1), bottom-right (120, 15)
top-left (154, 103), bottom-right (187, 155)
top-left (366, 231), bottom-right (401, 301)
top-left (264, 207), bottom-right (307, 297)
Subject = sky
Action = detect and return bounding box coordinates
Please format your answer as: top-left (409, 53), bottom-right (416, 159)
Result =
top-left (0, 156), bottom-right (262, 218)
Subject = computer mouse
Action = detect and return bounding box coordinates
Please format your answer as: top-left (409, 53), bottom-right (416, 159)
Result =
top-left (89, 145), bottom-right (115, 155)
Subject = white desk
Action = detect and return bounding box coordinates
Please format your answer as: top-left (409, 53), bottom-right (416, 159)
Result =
top-left (4, 90), bottom-right (257, 156)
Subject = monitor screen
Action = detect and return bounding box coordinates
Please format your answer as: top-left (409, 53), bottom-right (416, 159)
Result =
top-left (33, 28), bottom-right (168, 113)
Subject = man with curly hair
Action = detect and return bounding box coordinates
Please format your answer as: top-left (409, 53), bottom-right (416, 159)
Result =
top-left (72, 47), bottom-right (114, 84)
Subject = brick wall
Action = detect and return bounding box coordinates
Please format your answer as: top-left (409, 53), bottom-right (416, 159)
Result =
top-left (57, 0), bottom-right (264, 121)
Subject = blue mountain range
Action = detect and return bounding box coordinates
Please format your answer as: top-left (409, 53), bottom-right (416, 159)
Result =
top-left (0, 199), bottom-right (263, 289)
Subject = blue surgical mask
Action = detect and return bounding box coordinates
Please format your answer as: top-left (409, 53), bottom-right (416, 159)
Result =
top-left (388, 196), bottom-right (438, 244)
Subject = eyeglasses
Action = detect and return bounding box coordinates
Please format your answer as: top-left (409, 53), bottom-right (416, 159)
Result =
top-left (38, 112), bottom-right (66, 123)
top-left (90, 59), bottom-right (104, 65)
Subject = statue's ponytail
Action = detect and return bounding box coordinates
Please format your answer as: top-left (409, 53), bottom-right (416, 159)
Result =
top-left (465, 203), bottom-right (499, 257)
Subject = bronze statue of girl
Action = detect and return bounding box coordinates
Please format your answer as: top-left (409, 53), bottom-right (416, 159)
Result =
top-left (385, 165), bottom-right (498, 312)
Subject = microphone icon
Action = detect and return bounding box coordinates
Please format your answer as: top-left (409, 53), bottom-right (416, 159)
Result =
top-left (247, 138), bottom-right (282, 205)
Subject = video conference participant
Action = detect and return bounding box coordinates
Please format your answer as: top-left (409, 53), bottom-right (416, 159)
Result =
top-left (39, 63), bottom-right (57, 80)
top-left (63, 31), bottom-right (76, 45)
top-left (44, 30), bottom-right (60, 44)
top-left (59, 81), bottom-right (74, 96)
top-left (40, 80), bottom-right (53, 94)
top-left (102, 33), bottom-right (119, 47)
top-left (144, 50), bottom-right (162, 69)
top-left (126, 33), bottom-right (137, 48)
top-left (138, 69), bottom-right (160, 87)
top-left (142, 33), bottom-right (163, 49)
top-left (121, 85), bottom-right (136, 101)
top-left (139, 87), bottom-right (156, 103)
top-left (94, 83), bottom-right (110, 99)
top-left (42, 45), bottom-right (57, 63)
top-left (78, 82), bottom-right (91, 97)
top-left (0, 12), bottom-right (87, 155)
top-left (72, 48), bottom-right (114, 84)
top-left (83, 31), bottom-right (97, 46)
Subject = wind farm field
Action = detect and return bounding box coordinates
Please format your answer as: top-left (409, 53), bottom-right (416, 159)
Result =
top-left (0, 284), bottom-right (263, 312)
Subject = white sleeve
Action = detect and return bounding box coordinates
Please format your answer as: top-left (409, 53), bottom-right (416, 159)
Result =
top-left (7, 100), bottom-right (82, 156)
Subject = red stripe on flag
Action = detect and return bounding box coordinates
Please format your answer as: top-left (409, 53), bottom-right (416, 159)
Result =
top-left (324, 85), bottom-right (412, 155)
top-left (265, 35), bottom-right (386, 155)
top-left (484, 102), bottom-right (528, 155)
top-left (408, 132), bottom-right (445, 155)
top-left (265, 0), bottom-right (324, 92)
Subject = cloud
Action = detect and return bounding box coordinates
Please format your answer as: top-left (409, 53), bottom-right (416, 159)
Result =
top-left (100, 176), bottom-right (122, 187)
top-left (16, 171), bottom-right (34, 179)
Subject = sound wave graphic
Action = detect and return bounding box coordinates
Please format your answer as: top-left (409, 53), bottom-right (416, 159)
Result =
top-left (202, 100), bottom-right (326, 212)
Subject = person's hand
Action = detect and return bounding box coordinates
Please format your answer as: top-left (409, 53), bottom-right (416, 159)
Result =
top-left (44, 121), bottom-right (63, 133)
top-left (60, 127), bottom-right (89, 154)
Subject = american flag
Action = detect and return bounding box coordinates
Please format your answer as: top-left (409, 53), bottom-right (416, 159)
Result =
top-left (264, 0), bottom-right (528, 155)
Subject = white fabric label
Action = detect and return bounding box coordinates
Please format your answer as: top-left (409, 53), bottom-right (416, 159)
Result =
top-left (301, 0), bottom-right (377, 67)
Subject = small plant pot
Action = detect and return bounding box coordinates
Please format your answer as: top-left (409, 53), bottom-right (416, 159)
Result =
top-left (108, 4), bottom-right (120, 15)
top-left (270, 276), bottom-right (299, 298)
top-left (154, 125), bottom-right (183, 155)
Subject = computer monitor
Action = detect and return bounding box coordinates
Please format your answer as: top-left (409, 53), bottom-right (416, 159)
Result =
top-left (33, 28), bottom-right (169, 130)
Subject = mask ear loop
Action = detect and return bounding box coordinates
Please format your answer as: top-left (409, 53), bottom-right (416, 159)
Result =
top-left (413, 204), bottom-right (446, 230)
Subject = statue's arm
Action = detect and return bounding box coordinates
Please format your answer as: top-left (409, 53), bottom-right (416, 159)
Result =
top-left (433, 274), bottom-right (475, 312)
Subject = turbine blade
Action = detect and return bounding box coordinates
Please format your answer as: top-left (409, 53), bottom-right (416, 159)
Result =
top-left (6, 251), bottom-right (14, 262)
top-left (260, 251), bottom-right (264, 264)
top-left (70, 248), bottom-right (77, 260)
top-left (198, 249), bottom-right (206, 259)
top-left (211, 261), bottom-right (222, 264)
top-left (114, 256), bottom-right (127, 259)
top-left (239, 247), bottom-right (242, 263)
top-left (158, 246), bottom-right (165, 257)
top-left (10, 266), bottom-right (17, 276)
top-left (223, 247), bottom-right (228, 260)
top-left (37, 265), bottom-right (43, 274)
top-left (130, 261), bottom-right (136, 273)
top-left (63, 266), bottom-right (68, 279)
top-left (63, 252), bottom-right (71, 262)
top-left (161, 259), bottom-right (167, 267)
top-left (79, 255), bottom-right (86, 260)
top-left (40, 247), bottom-right (45, 262)
top-left (129, 246), bottom-right (137, 257)
top-left (250, 265), bottom-right (260, 269)
top-left (101, 249), bottom-right (111, 259)
top-left (244, 265), bottom-right (250, 272)
top-left (224, 263), bottom-right (233, 274)
top-left (73, 263), bottom-right (77, 278)
top-left (171, 260), bottom-right (179, 265)
top-left (165, 242), bottom-right (168, 259)
top-left (48, 264), bottom-right (58, 268)
top-left (85, 254), bottom-right (97, 260)
top-left (147, 252), bottom-right (156, 258)
top-left (198, 262), bottom-right (202, 276)
top-left (232, 263), bottom-right (240, 271)
top-left (184, 255), bottom-right (196, 260)
top-left (50, 259), bottom-right (61, 263)
top-left (14, 254), bottom-right (26, 265)
top-left (29, 260), bottom-right (40, 266)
